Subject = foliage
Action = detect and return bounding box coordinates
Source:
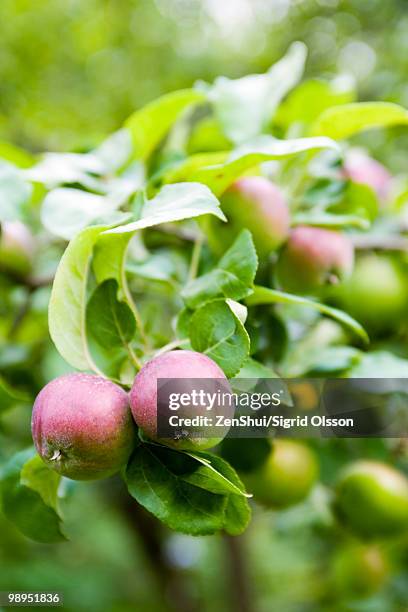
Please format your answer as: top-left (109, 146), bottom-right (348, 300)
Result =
top-left (1, 37), bottom-right (408, 612)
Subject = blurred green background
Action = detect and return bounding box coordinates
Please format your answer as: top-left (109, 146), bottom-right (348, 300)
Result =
top-left (0, 0), bottom-right (407, 155)
top-left (1, 1), bottom-right (408, 611)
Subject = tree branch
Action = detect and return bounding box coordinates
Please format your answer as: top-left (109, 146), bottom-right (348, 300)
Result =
top-left (223, 534), bottom-right (254, 612)
top-left (118, 490), bottom-right (201, 612)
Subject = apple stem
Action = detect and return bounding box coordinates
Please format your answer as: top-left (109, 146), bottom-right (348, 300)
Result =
top-left (188, 234), bottom-right (204, 282)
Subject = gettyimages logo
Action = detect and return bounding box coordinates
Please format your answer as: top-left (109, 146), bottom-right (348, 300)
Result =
top-left (157, 377), bottom-right (408, 440)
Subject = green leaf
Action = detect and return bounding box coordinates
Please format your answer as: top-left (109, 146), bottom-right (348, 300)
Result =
top-left (189, 300), bottom-right (250, 377)
top-left (92, 232), bottom-right (145, 351)
top-left (158, 152), bottom-right (228, 186)
top-left (176, 307), bottom-right (193, 339)
top-left (0, 141), bottom-right (35, 168)
top-left (25, 151), bottom-right (105, 190)
top-left (303, 178), bottom-right (347, 208)
top-left (233, 358), bottom-right (292, 407)
top-left (275, 77), bottom-right (355, 131)
top-left (20, 454), bottom-right (61, 509)
top-left (49, 225), bottom-right (109, 371)
top-left (220, 438), bottom-right (271, 474)
top-left (308, 346), bottom-right (362, 375)
top-left (194, 453), bottom-right (251, 535)
top-left (125, 89), bottom-right (205, 160)
top-left (285, 346), bottom-right (362, 377)
top-left (182, 452), bottom-right (249, 497)
top-left (246, 286), bottom-right (369, 344)
top-left (226, 299), bottom-right (248, 325)
top-left (0, 162), bottom-right (32, 222)
top-left (204, 42), bottom-right (307, 144)
top-left (333, 181), bottom-right (379, 223)
top-left (182, 230), bottom-right (257, 309)
top-left (187, 117), bottom-right (232, 155)
top-left (93, 233), bottom-right (132, 285)
top-left (303, 179), bottom-right (379, 223)
top-left (187, 135), bottom-right (339, 196)
top-left (236, 357), bottom-right (279, 379)
top-left (125, 443), bottom-right (250, 536)
top-left (348, 351), bottom-right (408, 378)
top-left (92, 129), bottom-right (133, 173)
top-left (41, 188), bottom-right (129, 240)
top-left (104, 182), bottom-right (226, 235)
top-left (27, 132), bottom-right (135, 189)
top-left (0, 377), bottom-right (31, 415)
top-left (127, 249), bottom-right (188, 286)
top-left (311, 102), bottom-right (408, 140)
top-left (0, 449), bottom-right (65, 543)
top-left (292, 212), bottom-right (370, 230)
top-left (125, 443), bottom-right (227, 535)
top-left (86, 279), bottom-right (138, 377)
top-left (87, 279), bottom-right (136, 348)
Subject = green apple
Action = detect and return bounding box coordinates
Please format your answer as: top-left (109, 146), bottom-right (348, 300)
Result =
top-left (334, 254), bottom-right (408, 333)
top-left (242, 439), bottom-right (319, 508)
top-left (334, 461), bottom-right (408, 538)
top-left (332, 543), bottom-right (389, 598)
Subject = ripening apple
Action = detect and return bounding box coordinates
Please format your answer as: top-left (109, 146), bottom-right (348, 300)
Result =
top-left (242, 439), bottom-right (319, 508)
top-left (0, 221), bottom-right (35, 277)
top-left (208, 177), bottom-right (290, 259)
top-left (130, 350), bottom-right (231, 451)
top-left (276, 226), bottom-right (354, 294)
top-left (32, 373), bottom-right (136, 480)
top-left (343, 149), bottom-right (392, 201)
top-left (334, 460), bottom-right (408, 538)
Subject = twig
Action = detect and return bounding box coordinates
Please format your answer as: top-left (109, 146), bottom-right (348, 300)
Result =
top-left (119, 492), bottom-right (200, 612)
top-left (26, 274), bottom-right (55, 289)
top-left (391, 438), bottom-right (408, 459)
top-left (121, 241), bottom-right (150, 352)
top-left (188, 235), bottom-right (204, 282)
top-left (126, 344), bottom-right (143, 371)
top-left (223, 534), bottom-right (254, 612)
top-left (7, 287), bottom-right (35, 339)
top-left (0, 267), bottom-right (55, 290)
top-left (351, 235), bottom-right (408, 251)
top-left (152, 338), bottom-right (190, 358)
